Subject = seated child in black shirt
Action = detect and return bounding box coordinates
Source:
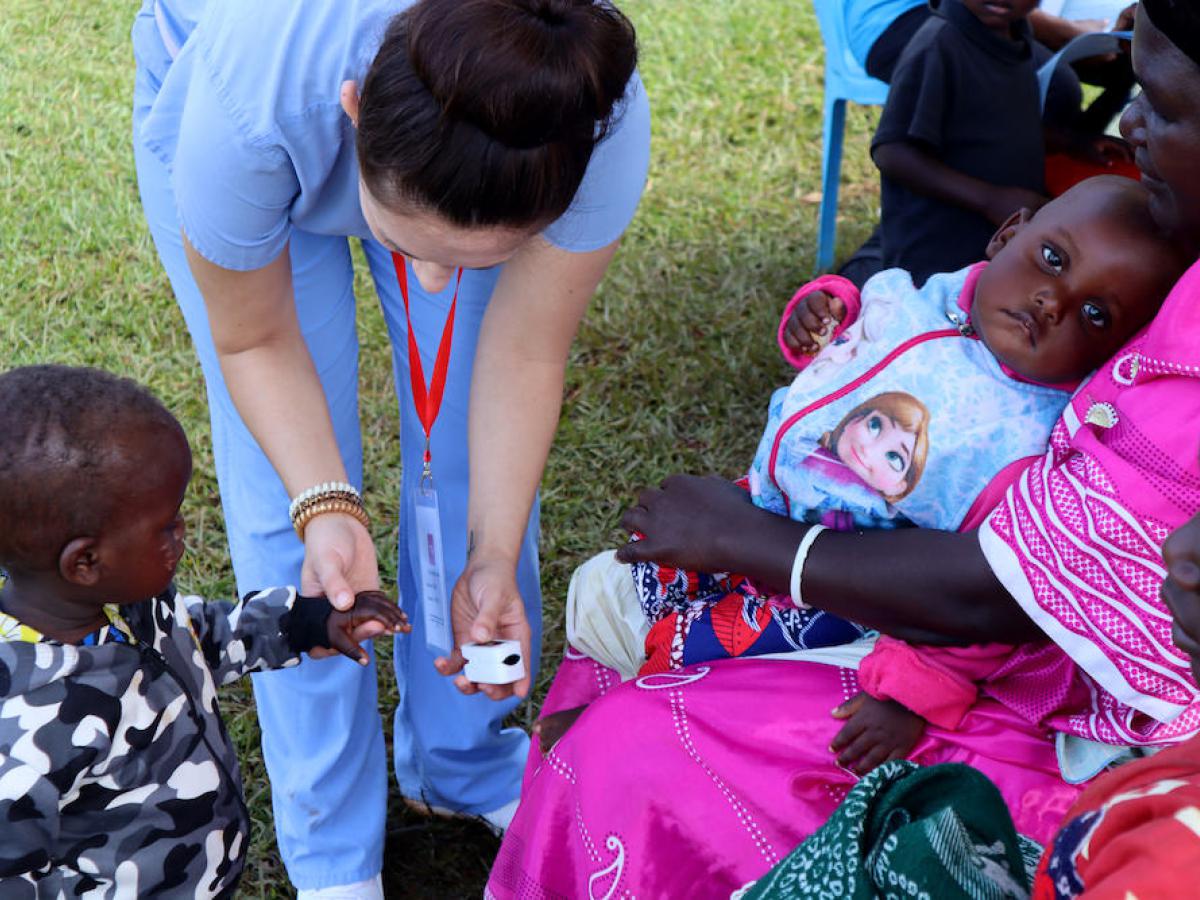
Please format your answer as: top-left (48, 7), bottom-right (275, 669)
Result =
top-left (874, 0), bottom-right (1130, 285)
top-left (0, 365), bottom-right (409, 897)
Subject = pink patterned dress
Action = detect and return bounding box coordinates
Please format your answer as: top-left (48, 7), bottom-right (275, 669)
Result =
top-left (487, 261), bottom-right (1200, 900)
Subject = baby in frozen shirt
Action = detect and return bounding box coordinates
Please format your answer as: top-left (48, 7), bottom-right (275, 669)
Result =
top-left (540, 176), bottom-right (1189, 755)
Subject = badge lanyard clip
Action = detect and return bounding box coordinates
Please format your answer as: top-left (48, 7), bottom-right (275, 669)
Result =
top-left (393, 253), bottom-right (463, 654)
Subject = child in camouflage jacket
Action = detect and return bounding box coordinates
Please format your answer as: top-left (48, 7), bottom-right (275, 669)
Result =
top-left (0, 365), bottom-right (408, 898)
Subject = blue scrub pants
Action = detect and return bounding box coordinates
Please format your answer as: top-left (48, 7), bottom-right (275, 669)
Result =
top-left (132, 22), bottom-right (541, 890)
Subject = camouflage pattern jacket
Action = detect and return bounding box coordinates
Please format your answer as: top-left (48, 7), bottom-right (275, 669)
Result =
top-left (0, 586), bottom-right (331, 898)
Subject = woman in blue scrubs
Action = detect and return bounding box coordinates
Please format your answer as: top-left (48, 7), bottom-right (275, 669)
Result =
top-left (131, 0), bottom-right (649, 896)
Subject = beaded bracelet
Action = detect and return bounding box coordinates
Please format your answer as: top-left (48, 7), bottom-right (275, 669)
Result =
top-left (290, 489), bottom-right (361, 524)
top-left (292, 497), bottom-right (371, 541)
top-left (288, 481), bottom-right (361, 522)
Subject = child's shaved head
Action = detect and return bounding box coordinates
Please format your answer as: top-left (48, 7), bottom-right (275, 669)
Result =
top-left (0, 365), bottom-right (189, 572)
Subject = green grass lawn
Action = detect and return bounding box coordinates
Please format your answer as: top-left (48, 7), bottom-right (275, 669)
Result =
top-left (0, 1), bottom-right (880, 895)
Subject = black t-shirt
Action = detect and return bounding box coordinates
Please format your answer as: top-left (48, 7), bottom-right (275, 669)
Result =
top-left (873, 0), bottom-right (1045, 286)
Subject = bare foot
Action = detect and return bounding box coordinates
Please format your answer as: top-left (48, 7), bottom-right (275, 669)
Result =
top-left (533, 704), bottom-right (588, 755)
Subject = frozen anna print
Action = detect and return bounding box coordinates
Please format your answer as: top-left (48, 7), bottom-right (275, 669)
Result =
top-left (786, 391), bottom-right (931, 531)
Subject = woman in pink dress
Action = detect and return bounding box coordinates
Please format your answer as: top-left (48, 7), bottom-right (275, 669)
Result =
top-left (482, 3), bottom-right (1200, 897)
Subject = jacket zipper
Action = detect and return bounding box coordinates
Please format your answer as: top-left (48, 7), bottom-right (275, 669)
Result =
top-left (134, 642), bottom-right (252, 835)
top-left (767, 327), bottom-right (963, 509)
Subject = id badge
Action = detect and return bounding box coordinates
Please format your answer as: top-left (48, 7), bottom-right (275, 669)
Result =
top-left (414, 484), bottom-right (453, 654)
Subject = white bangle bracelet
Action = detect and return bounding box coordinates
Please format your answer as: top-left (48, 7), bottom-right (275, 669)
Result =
top-left (288, 481), bottom-right (361, 521)
top-left (789, 525), bottom-right (828, 609)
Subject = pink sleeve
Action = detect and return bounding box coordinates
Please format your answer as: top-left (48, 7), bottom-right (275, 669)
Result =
top-left (858, 637), bottom-right (1018, 730)
top-left (777, 275), bottom-right (863, 370)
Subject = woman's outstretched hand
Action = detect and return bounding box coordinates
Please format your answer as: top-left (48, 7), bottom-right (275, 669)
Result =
top-left (301, 513), bottom-right (381, 612)
top-left (616, 474), bottom-right (757, 573)
top-left (435, 557), bottom-right (532, 701)
top-left (1162, 512), bottom-right (1200, 683)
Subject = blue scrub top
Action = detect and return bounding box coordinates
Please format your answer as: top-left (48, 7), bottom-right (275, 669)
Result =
top-left (845, 0), bottom-right (926, 67)
top-left (136, 0), bottom-right (650, 272)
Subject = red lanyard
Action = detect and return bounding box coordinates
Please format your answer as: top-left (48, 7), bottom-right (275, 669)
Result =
top-left (392, 252), bottom-right (463, 477)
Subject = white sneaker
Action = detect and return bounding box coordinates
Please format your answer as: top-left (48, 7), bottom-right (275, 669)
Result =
top-left (297, 874), bottom-right (384, 900)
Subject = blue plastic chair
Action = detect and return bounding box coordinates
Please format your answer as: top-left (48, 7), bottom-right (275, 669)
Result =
top-left (811, 0), bottom-right (889, 274)
top-left (1036, 29), bottom-right (1132, 110)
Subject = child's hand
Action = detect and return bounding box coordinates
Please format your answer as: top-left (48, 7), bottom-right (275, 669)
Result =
top-left (310, 590), bottom-right (411, 665)
top-left (782, 290), bottom-right (847, 356)
top-left (829, 691), bottom-right (926, 775)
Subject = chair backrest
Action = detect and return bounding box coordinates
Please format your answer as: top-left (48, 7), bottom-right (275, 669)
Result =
top-left (1036, 29), bottom-right (1132, 110)
top-left (811, 0), bottom-right (889, 103)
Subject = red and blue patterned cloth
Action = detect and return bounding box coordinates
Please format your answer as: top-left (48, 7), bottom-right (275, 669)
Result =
top-left (630, 537), bottom-right (867, 675)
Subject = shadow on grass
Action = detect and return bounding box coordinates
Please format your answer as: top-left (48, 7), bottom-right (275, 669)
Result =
top-left (382, 797), bottom-right (501, 898)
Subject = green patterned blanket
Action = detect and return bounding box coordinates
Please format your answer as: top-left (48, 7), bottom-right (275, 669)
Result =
top-left (737, 761), bottom-right (1042, 900)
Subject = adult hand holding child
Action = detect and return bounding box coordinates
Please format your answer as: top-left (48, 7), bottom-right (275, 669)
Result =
top-left (300, 514), bottom-right (382, 613)
top-left (616, 475), bottom-right (782, 581)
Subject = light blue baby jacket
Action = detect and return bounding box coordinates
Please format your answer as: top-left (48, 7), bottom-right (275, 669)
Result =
top-left (747, 266), bottom-right (1071, 531)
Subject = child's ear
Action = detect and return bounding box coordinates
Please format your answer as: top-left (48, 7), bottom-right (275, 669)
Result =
top-left (59, 537), bottom-right (102, 587)
top-left (985, 207), bottom-right (1034, 259)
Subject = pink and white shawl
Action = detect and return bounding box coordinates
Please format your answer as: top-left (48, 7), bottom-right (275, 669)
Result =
top-left (980, 258), bottom-right (1200, 745)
